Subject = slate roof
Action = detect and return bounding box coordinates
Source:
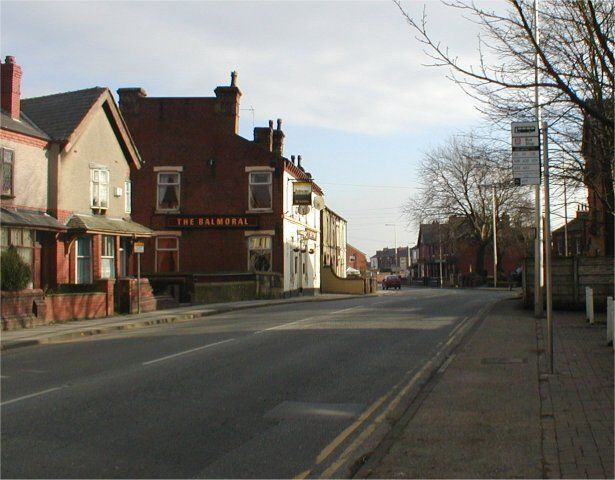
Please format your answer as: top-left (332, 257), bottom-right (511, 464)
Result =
top-left (0, 109), bottom-right (50, 140)
top-left (66, 214), bottom-right (153, 236)
top-left (0, 207), bottom-right (65, 230)
top-left (20, 87), bottom-right (106, 141)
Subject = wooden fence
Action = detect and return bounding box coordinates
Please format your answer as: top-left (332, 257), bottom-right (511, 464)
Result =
top-left (524, 256), bottom-right (614, 311)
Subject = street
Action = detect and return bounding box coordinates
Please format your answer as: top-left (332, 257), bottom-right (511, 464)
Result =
top-left (1, 289), bottom-right (511, 479)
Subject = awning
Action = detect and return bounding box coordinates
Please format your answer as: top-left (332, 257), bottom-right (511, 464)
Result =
top-left (0, 208), bottom-right (66, 231)
top-left (66, 214), bottom-right (153, 237)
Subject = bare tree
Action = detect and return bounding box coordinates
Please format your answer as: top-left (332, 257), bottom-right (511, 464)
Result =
top-left (395, 0), bottom-right (614, 216)
top-left (405, 133), bottom-right (533, 274)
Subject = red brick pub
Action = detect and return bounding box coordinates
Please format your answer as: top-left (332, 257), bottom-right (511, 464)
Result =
top-left (118, 72), bottom-right (317, 301)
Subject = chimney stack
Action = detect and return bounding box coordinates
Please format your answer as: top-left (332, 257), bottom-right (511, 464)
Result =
top-left (1, 56), bottom-right (22, 119)
top-left (272, 118), bottom-right (285, 156)
top-left (253, 119), bottom-right (273, 151)
top-left (214, 70), bottom-right (242, 134)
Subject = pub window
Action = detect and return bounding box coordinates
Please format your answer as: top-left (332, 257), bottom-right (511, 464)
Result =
top-left (248, 171), bottom-right (272, 211)
top-left (248, 235), bottom-right (272, 272)
top-left (125, 180), bottom-right (132, 214)
top-left (101, 235), bottom-right (115, 279)
top-left (76, 236), bottom-right (92, 284)
top-left (90, 168), bottom-right (109, 209)
top-left (157, 172), bottom-right (180, 211)
top-left (156, 236), bottom-right (179, 272)
top-left (1, 148), bottom-right (14, 197)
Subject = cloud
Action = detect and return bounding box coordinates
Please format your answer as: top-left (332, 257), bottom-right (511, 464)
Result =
top-left (2, 0), bottom-right (483, 136)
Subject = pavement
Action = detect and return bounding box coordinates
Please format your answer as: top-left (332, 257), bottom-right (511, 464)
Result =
top-left (357, 299), bottom-right (614, 479)
top-left (1, 290), bottom-right (613, 479)
top-left (0, 293), bottom-right (371, 351)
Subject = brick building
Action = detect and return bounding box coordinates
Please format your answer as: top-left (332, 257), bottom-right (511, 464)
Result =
top-left (346, 243), bottom-right (367, 274)
top-left (118, 73), bottom-right (323, 299)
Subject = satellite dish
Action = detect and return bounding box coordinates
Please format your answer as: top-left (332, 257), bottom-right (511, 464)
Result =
top-left (312, 195), bottom-right (325, 210)
top-left (298, 205), bottom-right (311, 215)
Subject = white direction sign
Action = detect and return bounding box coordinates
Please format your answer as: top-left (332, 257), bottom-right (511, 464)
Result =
top-left (511, 121), bottom-right (540, 185)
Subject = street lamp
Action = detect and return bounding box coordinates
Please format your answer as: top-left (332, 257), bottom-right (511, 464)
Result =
top-left (385, 223), bottom-right (397, 272)
top-left (480, 183), bottom-right (501, 288)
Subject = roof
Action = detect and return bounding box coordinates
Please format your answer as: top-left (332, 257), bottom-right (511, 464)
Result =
top-left (553, 216), bottom-right (587, 235)
top-left (66, 214), bottom-right (153, 236)
top-left (21, 87), bottom-right (106, 141)
top-left (0, 109), bottom-right (50, 140)
top-left (0, 208), bottom-right (66, 231)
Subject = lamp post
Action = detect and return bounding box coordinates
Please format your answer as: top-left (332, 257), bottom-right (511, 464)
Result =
top-left (480, 183), bottom-right (500, 288)
top-left (385, 223), bottom-right (398, 272)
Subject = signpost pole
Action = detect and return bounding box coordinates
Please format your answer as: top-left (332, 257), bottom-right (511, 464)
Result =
top-left (542, 122), bottom-right (553, 373)
top-left (137, 252), bottom-right (141, 315)
top-left (492, 184), bottom-right (498, 288)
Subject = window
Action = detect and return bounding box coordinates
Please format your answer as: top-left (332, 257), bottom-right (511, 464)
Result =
top-left (90, 168), bottom-right (109, 209)
top-left (1, 227), bottom-right (34, 267)
top-left (157, 172), bottom-right (180, 211)
top-left (248, 236), bottom-right (272, 272)
top-left (125, 180), bottom-right (132, 214)
top-left (248, 171), bottom-right (272, 210)
top-left (76, 236), bottom-right (92, 284)
top-left (1, 148), bottom-right (14, 197)
top-left (101, 235), bottom-right (115, 279)
top-left (156, 237), bottom-right (179, 272)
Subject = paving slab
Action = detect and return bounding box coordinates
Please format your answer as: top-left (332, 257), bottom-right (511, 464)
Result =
top-left (360, 299), bottom-right (614, 479)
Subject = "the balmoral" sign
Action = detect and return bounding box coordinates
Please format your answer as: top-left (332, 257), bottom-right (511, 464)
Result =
top-left (166, 215), bottom-right (259, 229)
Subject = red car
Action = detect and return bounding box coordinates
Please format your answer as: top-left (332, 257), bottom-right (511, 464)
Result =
top-left (382, 275), bottom-right (402, 290)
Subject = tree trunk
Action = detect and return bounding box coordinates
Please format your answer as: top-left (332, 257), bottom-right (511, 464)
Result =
top-left (475, 241), bottom-right (488, 277)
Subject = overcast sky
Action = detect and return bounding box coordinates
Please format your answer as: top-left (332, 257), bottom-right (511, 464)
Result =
top-left (1, 0), bottom-right (492, 256)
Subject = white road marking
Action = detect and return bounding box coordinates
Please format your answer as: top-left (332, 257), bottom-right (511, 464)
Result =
top-left (142, 338), bottom-right (235, 366)
top-left (1, 386), bottom-right (63, 406)
top-left (254, 306), bottom-right (364, 335)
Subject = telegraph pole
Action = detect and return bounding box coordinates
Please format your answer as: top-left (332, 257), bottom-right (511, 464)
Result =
top-left (533, 0), bottom-right (543, 317)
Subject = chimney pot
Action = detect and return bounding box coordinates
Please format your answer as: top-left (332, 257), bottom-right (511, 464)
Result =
top-left (268, 119), bottom-right (273, 129)
top-left (277, 118), bottom-right (282, 130)
top-left (5, 56), bottom-right (15, 64)
top-left (291, 155), bottom-right (296, 164)
top-left (297, 155), bottom-right (303, 170)
top-left (231, 71), bottom-right (238, 87)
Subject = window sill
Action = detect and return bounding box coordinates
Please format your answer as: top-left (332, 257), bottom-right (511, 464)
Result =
top-left (1, 194), bottom-right (15, 199)
top-left (155, 209), bottom-right (181, 215)
top-left (246, 209), bottom-right (273, 214)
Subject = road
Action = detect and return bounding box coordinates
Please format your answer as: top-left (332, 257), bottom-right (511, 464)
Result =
top-left (1, 288), bottom-right (512, 479)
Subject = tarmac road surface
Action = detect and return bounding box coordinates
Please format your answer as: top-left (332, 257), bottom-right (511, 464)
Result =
top-left (1, 288), bottom-right (511, 479)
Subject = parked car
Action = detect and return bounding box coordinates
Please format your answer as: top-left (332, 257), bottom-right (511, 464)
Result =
top-left (382, 275), bottom-right (401, 290)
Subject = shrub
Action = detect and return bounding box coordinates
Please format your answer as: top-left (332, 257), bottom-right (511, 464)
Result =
top-left (1, 245), bottom-right (32, 291)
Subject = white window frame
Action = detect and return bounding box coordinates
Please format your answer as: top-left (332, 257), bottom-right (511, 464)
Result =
top-left (75, 236), bottom-right (92, 284)
top-left (156, 172), bottom-right (181, 212)
top-left (124, 180), bottom-right (132, 214)
top-left (248, 170), bottom-right (272, 212)
top-left (155, 236), bottom-right (179, 272)
top-left (248, 235), bottom-right (272, 272)
top-left (101, 235), bottom-right (115, 279)
top-left (90, 168), bottom-right (109, 210)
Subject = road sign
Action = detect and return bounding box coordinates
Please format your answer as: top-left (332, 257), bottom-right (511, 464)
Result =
top-left (511, 121), bottom-right (540, 185)
top-left (134, 242), bottom-right (145, 254)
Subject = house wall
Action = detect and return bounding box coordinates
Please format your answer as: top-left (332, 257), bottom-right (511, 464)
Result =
top-left (0, 132), bottom-right (48, 210)
top-left (321, 208), bottom-right (347, 278)
top-left (57, 106), bottom-right (131, 217)
top-left (282, 170), bottom-right (320, 293)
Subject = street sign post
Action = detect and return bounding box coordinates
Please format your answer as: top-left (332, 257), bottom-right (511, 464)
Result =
top-left (134, 242), bottom-right (144, 314)
top-left (511, 121), bottom-right (540, 185)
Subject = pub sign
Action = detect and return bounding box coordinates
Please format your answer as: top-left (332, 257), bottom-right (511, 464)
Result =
top-left (166, 215), bottom-right (259, 229)
top-left (293, 181), bottom-right (312, 206)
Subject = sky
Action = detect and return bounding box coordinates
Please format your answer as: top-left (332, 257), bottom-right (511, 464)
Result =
top-left (1, 0), bottom-right (494, 257)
